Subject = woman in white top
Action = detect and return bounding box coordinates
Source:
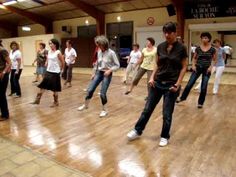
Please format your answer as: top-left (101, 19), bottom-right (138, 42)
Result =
top-left (9, 41), bottom-right (23, 97)
top-left (78, 35), bottom-right (120, 117)
top-left (32, 39), bottom-right (64, 107)
top-left (123, 43), bottom-right (142, 84)
top-left (62, 40), bottom-right (77, 87)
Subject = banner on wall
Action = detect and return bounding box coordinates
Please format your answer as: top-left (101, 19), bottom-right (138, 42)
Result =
top-left (184, 0), bottom-right (236, 19)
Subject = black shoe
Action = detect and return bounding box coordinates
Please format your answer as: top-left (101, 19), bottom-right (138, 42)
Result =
top-left (125, 91), bottom-right (131, 95)
top-left (0, 117), bottom-right (9, 121)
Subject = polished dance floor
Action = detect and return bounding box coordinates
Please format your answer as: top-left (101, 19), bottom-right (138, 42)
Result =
top-left (0, 68), bottom-right (235, 177)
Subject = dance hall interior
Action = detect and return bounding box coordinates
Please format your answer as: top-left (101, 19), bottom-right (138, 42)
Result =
top-left (0, 0), bottom-right (235, 177)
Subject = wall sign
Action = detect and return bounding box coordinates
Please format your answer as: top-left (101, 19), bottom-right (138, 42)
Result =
top-left (147, 17), bottom-right (155, 25)
top-left (184, 0), bottom-right (236, 19)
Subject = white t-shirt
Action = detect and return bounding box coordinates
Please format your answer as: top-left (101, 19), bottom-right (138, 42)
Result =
top-left (224, 46), bottom-right (232, 54)
top-left (129, 50), bottom-right (142, 64)
top-left (65, 47), bottom-right (77, 64)
top-left (10, 50), bottom-right (23, 70)
top-left (191, 46), bottom-right (196, 53)
top-left (47, 50), bottom-right (62, 73)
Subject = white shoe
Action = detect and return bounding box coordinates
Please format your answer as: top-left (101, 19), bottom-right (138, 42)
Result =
top-left (77, 104), bottom-right (88, 111)
top-left (99, 110), bottom-right (108, 117)
top-left (159, 138), bottom-right (168, 147)
top-left (127, 129), bottom-right (140, 141)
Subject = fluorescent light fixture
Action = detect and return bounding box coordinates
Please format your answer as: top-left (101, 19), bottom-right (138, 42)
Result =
top-left (0, 4), bottom-right (6, 9)
top-left (2, 0), bottom-right (17, 6)
top-left (18, 0), bottom-right (27, 2)
top-left (22, 26), bottom-right (31, 31)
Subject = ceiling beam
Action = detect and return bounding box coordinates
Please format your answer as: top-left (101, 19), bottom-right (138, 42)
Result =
top-left (0, 21), bottom-right (18, 37)
top-left (172, 0), bottom-right (184, 39)
top-left (66, 0), bottom-right (105, 35)
top-left (1, 4), bottom-right (53, 33)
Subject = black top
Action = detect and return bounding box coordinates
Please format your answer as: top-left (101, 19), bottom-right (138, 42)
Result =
top-left (195, 46), bottom-right (215, 68)
top-left (155, 41), bottom-right (187, 82)
top-left (0, 48), bottom-right (9, 72)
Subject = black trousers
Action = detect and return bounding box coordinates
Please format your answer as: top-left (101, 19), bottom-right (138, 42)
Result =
top-left (0, 73), bottom-right (9, 118)
top-left (10, 69), bottom-right (22, 96)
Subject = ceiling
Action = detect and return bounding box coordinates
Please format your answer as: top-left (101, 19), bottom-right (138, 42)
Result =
top-left (0, 0), bottom-right (172, 26)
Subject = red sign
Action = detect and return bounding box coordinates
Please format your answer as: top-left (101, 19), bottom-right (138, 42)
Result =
top-left (147, 17), bottom-right (155, 25)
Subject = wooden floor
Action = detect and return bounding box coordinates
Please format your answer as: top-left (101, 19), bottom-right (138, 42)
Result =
top-left (0, 71), bottom-right (236, 177)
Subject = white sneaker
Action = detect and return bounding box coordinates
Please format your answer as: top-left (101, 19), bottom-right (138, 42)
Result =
top-left (99, 110), bottom-right (108, 117)
top-left (159, 138), bottom-right (168, 147)
top-left (127, 129), bottom-right (140, 141)
top-left (77, 104), bottom-right (88, 111)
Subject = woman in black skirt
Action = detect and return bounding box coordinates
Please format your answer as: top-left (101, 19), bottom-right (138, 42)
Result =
top-left (32, 39), bottom-right (64, 107)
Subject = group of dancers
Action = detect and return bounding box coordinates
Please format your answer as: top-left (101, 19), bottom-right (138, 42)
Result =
top-left (0, 21), bottom-right (226, 147)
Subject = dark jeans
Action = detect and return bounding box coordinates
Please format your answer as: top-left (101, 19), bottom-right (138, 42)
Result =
top-left (86, 70), bottom-right (112, 105)
top-left (0, 73), bottom-right (9, 118)
top-left (134, 81), bottom-right (180, 139)
top-left (10, 69), bottom-right (22, 96)
top-left (62, 64), bottom-right (73, 82)
top-left (180, 66), bottom-right (211, 105)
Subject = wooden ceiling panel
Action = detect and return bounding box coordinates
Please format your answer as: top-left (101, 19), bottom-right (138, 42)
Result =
top-left (144, 0), bottom-right (162, 8)
top-left (10, 1), bottom-right (42, 9)
top-left (128, 0), bottom-right (148, 9)
top-left (50, 9), bottom-right (88, 20)
top-left (28, 1), bottom-right (75, 15)
top-left (0, 13), bottom-right (32, 25)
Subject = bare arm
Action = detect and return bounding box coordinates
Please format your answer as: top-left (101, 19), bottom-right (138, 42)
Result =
top-left (136, 53), bottom-right (144, 66)
top-left (170, 58), bottom-right (187, 92)
top-left (15, 58), bottom-right (21, 74)
top-left (58, 52), bottom-right (64, 71)
top-left (192, 52), bottom-right (197, 71)
top-left (0, 55), bottom-right (11, 79)
top-left (148, 56), bottom-right (158, 87)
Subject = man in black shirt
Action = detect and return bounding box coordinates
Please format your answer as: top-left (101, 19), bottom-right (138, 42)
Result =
top-left (0, 45), bottom-right (11, 121)
top-left (127, 22), bottom-right (188, 147)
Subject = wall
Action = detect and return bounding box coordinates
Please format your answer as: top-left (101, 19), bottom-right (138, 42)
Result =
top-left (0, 28), bottom-right (14, 39)
top-left (191, 31), bottom-right (220, 46)
top-left (224, 35), bottom-right (236, 58)
top-left (184, 17), bottom-right (236, 49)
top-left (2, 34), bottom-right (55, 66)
top-left (17, 24), bottom-right (45, 37)
top-left (53, 16), bottom-right (96, 38)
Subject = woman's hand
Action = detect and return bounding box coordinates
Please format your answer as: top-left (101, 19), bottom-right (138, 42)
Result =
top-left (104, 70), bottom-right (112, 77)
top-left (169, 84), bottom-right (180, 92)
top-left (148, 78), bottom-right (155, 88)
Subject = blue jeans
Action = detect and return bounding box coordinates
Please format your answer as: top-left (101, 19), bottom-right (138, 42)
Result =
top-left (86, 71), bottom-right (112, 105)
top-left (180, 66), bottom-right (211, 105)
top-left (134, 81), bottom-right (180, 139)
top-left (0, 73), bottom-right (9, 118)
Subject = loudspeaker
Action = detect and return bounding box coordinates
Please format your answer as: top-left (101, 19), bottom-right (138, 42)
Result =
top-left (166, 4), bottom-right (176, 16)
top-left (61, 26), bottom-right (72, 33)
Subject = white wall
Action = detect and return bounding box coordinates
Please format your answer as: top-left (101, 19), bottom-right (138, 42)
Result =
top-left (18, 24), bottom-right (45, 37)
top-left (2, 34), bottom-right (56, 66)
top-left (224, 35), bottom-right (236, 58)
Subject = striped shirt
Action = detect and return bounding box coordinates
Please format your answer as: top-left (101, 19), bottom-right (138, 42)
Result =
top-left (196, 46), bottom-right (215, 68)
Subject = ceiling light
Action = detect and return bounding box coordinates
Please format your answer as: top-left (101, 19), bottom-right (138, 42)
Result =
top-left (85, 20), bottom-right (89, 25)
top-left (22, 26), bottom-right (31, 31)
top-left (117, 16), bottom-right (121, 22)
top-left (0, 4), bottom-right (6, 9)
top-left (17, 0), bottom-right (27, 2)
top-left (2, 0), bottom-right (17, 6)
